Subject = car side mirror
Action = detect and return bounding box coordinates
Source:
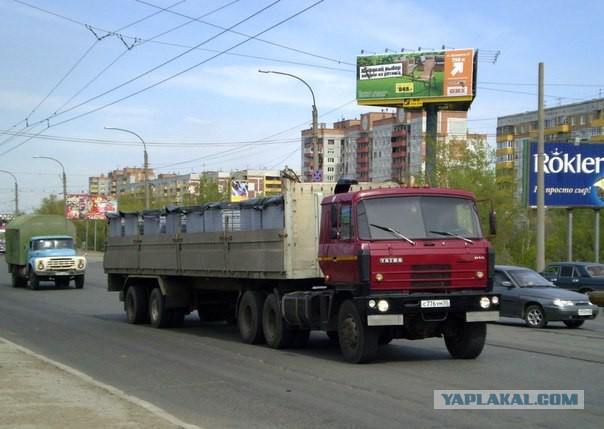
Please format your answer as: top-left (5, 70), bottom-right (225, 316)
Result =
top-left (501, 280), bottom-right (513, 288)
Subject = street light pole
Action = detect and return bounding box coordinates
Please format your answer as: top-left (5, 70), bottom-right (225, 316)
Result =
top-left (33, 156), bottom-right (66, 213)
top-left (258, 69), bottom-right (319, 181)
top-left (105, 126), bottom-right (150, 210)
top-left (0, 170), bottom-right (18, 215)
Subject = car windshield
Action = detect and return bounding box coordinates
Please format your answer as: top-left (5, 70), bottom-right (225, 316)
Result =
top-left (586, 264), bottom-right (604, 277)
top-left (356, 195), bottom-right (483, 241)
top-left (509, 269), bottom-right (553, 287)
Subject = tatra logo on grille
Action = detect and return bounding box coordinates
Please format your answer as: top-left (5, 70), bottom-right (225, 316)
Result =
top-left (379, 257), bottom-right (403, 264)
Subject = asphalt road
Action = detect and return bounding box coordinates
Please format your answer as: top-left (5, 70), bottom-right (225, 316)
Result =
top-left (1, 253), bottom-right (603, 429)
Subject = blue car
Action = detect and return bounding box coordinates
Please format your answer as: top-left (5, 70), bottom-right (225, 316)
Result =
top-left (494, 265), bottom-right (599, 329)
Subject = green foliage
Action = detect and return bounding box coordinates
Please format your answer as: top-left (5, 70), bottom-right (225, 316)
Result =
top-left (432, 137), bottom-right (604, 268)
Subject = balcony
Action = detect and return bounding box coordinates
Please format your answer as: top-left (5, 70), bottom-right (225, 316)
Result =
top-left (496, 133), bottom-right (514, 143)
top-left (592, 118), bottom-right (604, 127)
top-left (544, 124), bottom-right (570, 134)
top-left (496, 147), bottom-right (514, 156)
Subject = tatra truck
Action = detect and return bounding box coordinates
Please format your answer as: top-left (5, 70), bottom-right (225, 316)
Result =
top-left (5, 215), bottom-right (86, 289)
top-left (104, 177), bottom-right (499, 363)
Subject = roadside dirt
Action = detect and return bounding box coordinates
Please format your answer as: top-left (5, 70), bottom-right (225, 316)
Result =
top-left (0, 338), bottom-right (196, 429)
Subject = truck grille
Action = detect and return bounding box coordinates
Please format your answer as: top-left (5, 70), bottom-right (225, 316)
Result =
top-left (410, 264), bottom-right (451, 287)
top-left (46, 258), bottom-right (77, 270)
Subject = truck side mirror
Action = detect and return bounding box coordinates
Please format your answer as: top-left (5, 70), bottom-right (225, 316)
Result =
top-left (489, 211), bottom-right (496, 236)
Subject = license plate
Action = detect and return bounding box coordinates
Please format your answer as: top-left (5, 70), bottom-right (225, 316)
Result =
top-left (578, 308), bottom-right (593, 316)
top-left (421, 299), bottom-right (450, 308)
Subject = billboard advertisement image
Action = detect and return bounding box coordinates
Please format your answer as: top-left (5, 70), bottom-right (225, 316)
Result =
top-left (230, 180), bottom-right (249, 202)
top-left (356, 49), bottom-right (475, 108)
top-left (66, 194), bottom-right (118, 220)
top-left (528, 142), bottom-right (604, 207)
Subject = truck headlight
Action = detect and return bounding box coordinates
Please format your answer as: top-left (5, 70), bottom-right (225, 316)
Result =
top-left (37, 261), bottom-right (45, 270)
top-left (77, 259), bottom-right (85, 269)
top-left (480, 297), bottom-right (491, 309)
top-left (377, 299), bottom-right (389, 312)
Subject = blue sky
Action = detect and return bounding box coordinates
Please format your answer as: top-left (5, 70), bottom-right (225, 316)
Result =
top-left (1, 0), bottom-right (603, 213)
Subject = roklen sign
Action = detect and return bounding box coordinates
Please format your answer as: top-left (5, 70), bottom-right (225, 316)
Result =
top-left (528, 142), bottom-right (604, 207)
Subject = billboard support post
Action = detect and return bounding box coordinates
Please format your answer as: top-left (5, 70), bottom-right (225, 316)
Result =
top-left (567, 208), bottom-right (573, 262)
top-left (595, 209), bottom-right (600, 263)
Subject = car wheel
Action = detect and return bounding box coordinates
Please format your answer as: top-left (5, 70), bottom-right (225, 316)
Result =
top-left (524, 304), bottom-right (547, 328)
top-left (563, 320), bottom-right (584, 329)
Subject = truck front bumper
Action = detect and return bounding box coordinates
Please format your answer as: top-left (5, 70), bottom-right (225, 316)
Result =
top-left (360, 292), bottom-right (500, 326)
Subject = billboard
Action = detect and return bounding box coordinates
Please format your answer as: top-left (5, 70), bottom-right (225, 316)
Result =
top-left (230, 181), bottom-right (249, 202)
top-left (66, 194), bottom-right (118, 220)
top-left (356, 49), bottom-right (476, 109)
top-left (527, 142), bottom-right (604, 207)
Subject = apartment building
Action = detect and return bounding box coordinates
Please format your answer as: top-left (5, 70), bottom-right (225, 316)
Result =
top-left (302, 109), bottom-right (481, 184)
top-left (496, 98), bottom-right (604, 201)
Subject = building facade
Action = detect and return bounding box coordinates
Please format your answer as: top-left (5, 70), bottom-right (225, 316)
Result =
top-left (496, 98), bottom-right (604, 202)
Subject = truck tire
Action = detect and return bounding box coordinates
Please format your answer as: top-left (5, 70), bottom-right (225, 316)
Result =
top-left (11, 272), bottom-right (25, 288)
top-left (238, 290), bottom-right (265, 344)
top-left (29, 272), bottom-right (40, 290)
top-left (262, 293), bottom-right (295, 349)
top-left (338, 300), bottom-right (378, 364)
top-left (149, 287), bottom-right (172, 329)
top-left (444, 321), bottom-right (486, 359)
top-left (75, 275), bottom-right (85, 289)
top-left (125, 286), bottom-right (149, 325)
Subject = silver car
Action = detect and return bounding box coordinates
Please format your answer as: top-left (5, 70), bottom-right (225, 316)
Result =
top-left (494, 265), bottom-right (599, 328)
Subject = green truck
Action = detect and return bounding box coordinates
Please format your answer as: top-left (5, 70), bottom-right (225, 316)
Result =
top-left (5, 215), bottom-right (86, 289)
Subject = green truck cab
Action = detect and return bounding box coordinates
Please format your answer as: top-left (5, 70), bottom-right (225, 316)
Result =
top-left (5, 215), bottom-right (86, 289)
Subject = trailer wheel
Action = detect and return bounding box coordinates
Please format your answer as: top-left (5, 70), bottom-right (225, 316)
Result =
top-left (262, 293), bottom-right (295, 349)
top-left (29, 272), bottom-right (40, 290)
top-left (149, 288), bottom-right (172, 328)
top-left (74, 275), bottom-right (85, 289)
top-left (238, 290), bottom-right (265, 344)
top-left (125, 285), bottom-right (149, 325)
top-left (444, 321), bottom-right (486, 359)
top-left (338, 300), bottom-right (378, 364)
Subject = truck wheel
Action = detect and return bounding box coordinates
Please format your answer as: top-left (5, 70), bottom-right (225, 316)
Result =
top-left (11, 272), bottom-right (23, 288)
top-left (262, 293), bottom-right (295, 349)
top-left (149, 287), bottom-right (172, 329)
top-left (338, 300), bottom-right (378, 364)
top-left (29, 273), bottom-right (40, 290)
top-left (125, 286), bottom-right (149, 324)
top-left (444, 321), bottom-right (486, 359)
top-left (74, 275), bottom-right (85, 289)
top-left (238, 290), bottom-right (265, 344)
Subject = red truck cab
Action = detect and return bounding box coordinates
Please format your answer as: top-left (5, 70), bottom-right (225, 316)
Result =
top-left (316, 181), bottom-right (498, 362)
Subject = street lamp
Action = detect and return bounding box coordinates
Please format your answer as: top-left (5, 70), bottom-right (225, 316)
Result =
top-left (0, 170), bottom-right (18, 215)
top-left (258, 69), bottom-right (319, 181)
top-left (105, 126), bottom-right (150, 210)
top-left (33, 156), bottom-right (66, 210)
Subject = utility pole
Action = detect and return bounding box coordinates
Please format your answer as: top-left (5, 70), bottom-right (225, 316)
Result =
top-left (536, 63), bottom-right (545, 271)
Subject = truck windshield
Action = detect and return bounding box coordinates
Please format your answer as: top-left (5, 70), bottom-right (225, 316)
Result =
top-left (33, 238), bottom-right (75, 250)
top-left (356, 196), bottom-right (482, 241)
